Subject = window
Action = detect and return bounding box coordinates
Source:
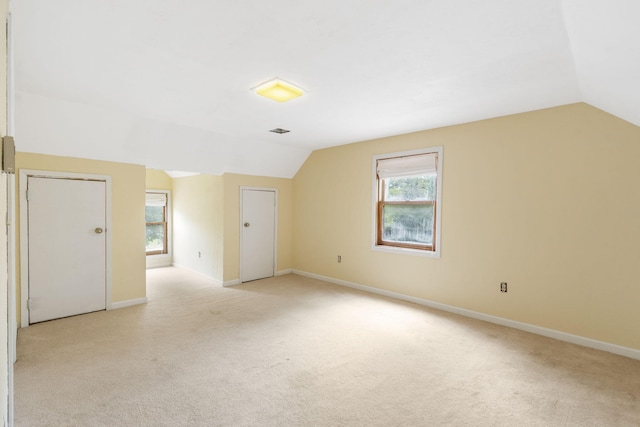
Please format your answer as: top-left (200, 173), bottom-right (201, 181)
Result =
top-left (373, 147), bottom-right (442, 256)
top-left (145, 192), bottom-right (169, 255)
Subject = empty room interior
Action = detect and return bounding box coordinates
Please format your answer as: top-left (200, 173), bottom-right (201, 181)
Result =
top-left (0, 0), bottom-right (639, 425)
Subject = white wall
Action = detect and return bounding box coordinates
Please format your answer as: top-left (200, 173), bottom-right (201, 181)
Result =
top-left (172, 174), bottom-right (224, 282)
top-left (1, 0), bottom-right (10, 423)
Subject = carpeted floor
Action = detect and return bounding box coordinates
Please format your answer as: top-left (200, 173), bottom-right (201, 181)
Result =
top-left (14, 267), bottom-right (640, 426)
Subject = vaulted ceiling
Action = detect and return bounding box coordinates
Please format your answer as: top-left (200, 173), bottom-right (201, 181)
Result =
top-left (12, 1), bottom-right (640, 178)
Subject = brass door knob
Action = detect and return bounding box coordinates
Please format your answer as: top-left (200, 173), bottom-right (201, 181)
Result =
top-left (95, 227), bottom-right (104, 234)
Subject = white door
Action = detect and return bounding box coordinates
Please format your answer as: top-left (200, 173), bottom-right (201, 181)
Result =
top-left (27, 177), bottom-right (107, 323)
top-left (241, 189), bottom-right (276, 282)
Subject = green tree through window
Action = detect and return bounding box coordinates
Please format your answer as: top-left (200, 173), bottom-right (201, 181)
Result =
top-left (381, 175), bottom-right (436, 246)
top-left (145, 192), bottom-right (168, 255)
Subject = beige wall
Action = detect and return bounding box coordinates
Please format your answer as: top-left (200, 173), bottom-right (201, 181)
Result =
top-left (168, 172), bottom-right (293, 283)
top-left (15, 152), bottom-right (147, 320)
top-left (293, 103), bottom-right (640, 351)
top-left (223, 174), bottom-right (293, 283)
top-left (146, 168), bottom-right (173, 191)
top-left (172, 174), bottom-right (224, 281)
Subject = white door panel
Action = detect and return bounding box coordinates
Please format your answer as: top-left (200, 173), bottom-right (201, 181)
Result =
top-left (241, 189), bottom-right (276, 282)
top-left (28, 177), bottom-right (106, 323)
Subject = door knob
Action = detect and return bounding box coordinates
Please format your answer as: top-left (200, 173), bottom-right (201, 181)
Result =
top-left (244, 222), bottom-right (250, 227)
top-left (95, 227), bottom-right (104, 234)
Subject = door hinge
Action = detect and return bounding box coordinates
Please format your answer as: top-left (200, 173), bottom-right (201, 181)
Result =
top-left (27, 299), bottom-right (32, 311)
top-left (25, 189), bottom-right (29, 201)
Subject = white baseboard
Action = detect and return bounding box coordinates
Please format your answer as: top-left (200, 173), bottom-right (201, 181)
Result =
top-left (146, 255), bottom-right (173, 269)
top-left (293, 270), bottom-right (640, 361)
top-left (172, 263), bottom-right (222, 285)
top-left (110, 297), bottom-right (148, 310)
top-left (224, 269), bottom-right (292, 287)
top-left (145, 259), bottom-right (173, 268)
top-left (223, 279), bottom-right (241, 287)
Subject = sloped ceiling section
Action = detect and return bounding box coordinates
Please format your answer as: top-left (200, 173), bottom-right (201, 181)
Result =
top-left (12, 1), bottom-right (639, 179)
top-left (562, 0), bottom-right (640, 127)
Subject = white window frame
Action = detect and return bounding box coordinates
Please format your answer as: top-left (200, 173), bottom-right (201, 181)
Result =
top-left (371, 146), bottom-right (443, 258)
top-left (145, 190), bottom-right (172, 261)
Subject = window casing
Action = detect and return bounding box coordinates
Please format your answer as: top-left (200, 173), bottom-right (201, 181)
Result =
top-left (145, 192), bottom-right (169, 256)
top-left (373, 147), bottom-right (442, 257)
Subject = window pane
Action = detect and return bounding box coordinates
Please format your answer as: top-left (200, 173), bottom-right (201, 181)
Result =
top-left (384, 175), bottom-right (436, 201)
top-left (382, 204), bottom-right (434, 245)
top-left (146, 224), bottom-right (165, 252)
top-left (145, 205), bottom-right (164, 222)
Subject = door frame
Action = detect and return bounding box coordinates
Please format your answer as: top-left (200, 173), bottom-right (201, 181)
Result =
top-left (19, 169), bottom-right (113, 327)
top-left (239, 186), bottom-right (278, 283)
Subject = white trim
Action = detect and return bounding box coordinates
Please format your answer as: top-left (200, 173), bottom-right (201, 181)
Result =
top-left (19, 169), bottom-right (113, 327)
top-left (105, 179), bottom-right (113, 310)
top-left (239, 186), bottom-right (278, 283)
top-left (109, 297), bottom-right (148, 310)
top-left (293, 270), bottom-right (640, 361)
top-left (8, 175), bottom-right (16, 345)
top-left (145, 189), bottom-right (172, 260)
top-left (146, 255), bottom-right (173, 269)
top-left (171, 263), bottom-right (222, 286)
top-left (6, 173), bottom-right (16, 427)
top-left (222, 270), bottom-right (291, 286)
top-left (371, 146), bottom-right (443, 258)
top-left (223, 279), bottom-right (242, 287)
top-left (7, 11), bottom-right (16, 425)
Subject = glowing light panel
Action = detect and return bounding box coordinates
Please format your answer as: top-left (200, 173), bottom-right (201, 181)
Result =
top-left (254, 78), bottom-right (304, 102)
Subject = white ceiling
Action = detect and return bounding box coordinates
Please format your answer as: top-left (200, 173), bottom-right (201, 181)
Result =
top-left (11, 0), bottom-right (640, 178)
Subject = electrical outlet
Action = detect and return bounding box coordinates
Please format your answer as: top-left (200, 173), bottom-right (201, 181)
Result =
top-left (500, 282), bottom-right (508, 293)
top-left (337, 255), bottom-right (342, 263)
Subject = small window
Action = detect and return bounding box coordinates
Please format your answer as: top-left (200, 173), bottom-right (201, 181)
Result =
top-left (373, 147), bottom-right (442, 256)
top-left (145, 192), bottom-right (169, 255)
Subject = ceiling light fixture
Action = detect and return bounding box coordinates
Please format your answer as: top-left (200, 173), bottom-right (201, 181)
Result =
top-left (252, 78), bottom-right (305, 103)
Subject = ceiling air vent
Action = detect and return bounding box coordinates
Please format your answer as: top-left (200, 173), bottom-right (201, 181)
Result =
top-left (269, 128), bottom-right (290, 134)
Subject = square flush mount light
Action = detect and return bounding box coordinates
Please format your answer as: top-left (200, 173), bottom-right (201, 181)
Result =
top-left (252, 78), bottom-right (305, 102)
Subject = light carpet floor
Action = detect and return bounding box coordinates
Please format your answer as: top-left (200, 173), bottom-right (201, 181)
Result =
top-left (15, 267), bottom-right (640, 426)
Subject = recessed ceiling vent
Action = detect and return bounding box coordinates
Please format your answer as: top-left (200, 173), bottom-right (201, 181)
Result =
top-left (270, 128), bottom-right (290, 134)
